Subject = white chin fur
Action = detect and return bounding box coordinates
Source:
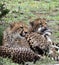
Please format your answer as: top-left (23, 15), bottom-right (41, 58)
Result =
top-left (46, 36), bottom-right (52, 43)
top-left (49, 50), bottom-right (53, 54)
top-left (58, 49), bottom-right (59, 53)
top-left (44, 32), bottom-right (51, 36)
top-left (37, 27), bottom-right (42, 32)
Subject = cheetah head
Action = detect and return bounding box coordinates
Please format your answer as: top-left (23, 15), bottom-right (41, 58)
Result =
top-left (9, 22), bottom-right (29, 37)
top-left (29, 18), bottom-right (52, 35)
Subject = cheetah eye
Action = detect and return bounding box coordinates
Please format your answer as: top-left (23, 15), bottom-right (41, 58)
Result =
top-left (38, 23), bottom-right (42, 27)
top-left (20, 27), bottom-right (23, 28)
top-left (25, 32), bottom-right (27, 34)
top-left (40, 23), bottom-right (42, 26)
top-left (40, 22), bottom-right (42, 25)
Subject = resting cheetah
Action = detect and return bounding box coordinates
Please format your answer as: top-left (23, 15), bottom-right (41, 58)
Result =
top-left (2, 21), bottom-right (29, 48)
top-left (29, 18), bottom-right (48, 34)
top-left (25, 32), bottom-right (51, 55)
top-left (0, 46), bottom-right (42, 65)
top-left (48, 42), bottom-right (59, 61)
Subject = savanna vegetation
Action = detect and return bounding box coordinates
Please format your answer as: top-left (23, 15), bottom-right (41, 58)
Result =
top-left (0, 0), bottom-right (59, 65)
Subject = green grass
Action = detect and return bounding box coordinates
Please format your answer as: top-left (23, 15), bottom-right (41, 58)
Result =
top-left (0, 57), bottom-right (56, 65)
top-left (0, 57), bottom-right (19, 65)
top-left (0, 25), bottom-right (5, 45)
top-left (0, 0), bottom-right (59, 23)
top-left (0, 0), bottom-right (59, 65)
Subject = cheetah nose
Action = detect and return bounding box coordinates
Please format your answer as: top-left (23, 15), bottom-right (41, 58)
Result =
top-left (25, 32), bottom-right (27, 34)
top-left (41, 27), bottom-right (48, 32)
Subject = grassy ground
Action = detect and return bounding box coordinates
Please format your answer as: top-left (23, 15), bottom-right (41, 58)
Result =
top-left (0, 0), bottom-right (59, 65)
top-left (0, 0), bottom-right (59, 22)
top-left (0, 57), bottom-right (57, 65)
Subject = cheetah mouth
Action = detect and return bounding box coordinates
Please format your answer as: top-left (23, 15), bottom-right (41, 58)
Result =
top-left (37, 27), bottom-right (52, 40)
top-left (37, 27), bottom-right (52, 35)
top-left (37, 27), bottom-right (47, 34)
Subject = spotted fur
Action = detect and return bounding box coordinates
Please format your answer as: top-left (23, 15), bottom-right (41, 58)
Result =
top-left (2, 22), bottom-right (29, 48)
top-left (25, 32), bottom-right (50, 55)
top-left (29, 18), bottom-right (47, 33)
top-left (0, 46), bottom-right (41, 65)
top-left (48, 42), bottom-right (59, 61)
top-left (2, 20), bottom-right (57, 62)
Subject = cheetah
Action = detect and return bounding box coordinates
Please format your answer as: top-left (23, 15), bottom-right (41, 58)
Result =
top-left (0, 46), bottom-right (42, 65)
top-left (29, 18), bottom-right (48, 34)
top-left (2, 21), bottom-right (29, 48)
top-left (48, 42), bottom-right (59, 61)
top-left (25, 32), bottom-right (51, 55)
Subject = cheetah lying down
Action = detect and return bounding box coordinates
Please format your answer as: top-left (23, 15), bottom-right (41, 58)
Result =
top-left (2, 19), bottom-right (59, 63)
top-left (0, 46), bottom-right (42, 65)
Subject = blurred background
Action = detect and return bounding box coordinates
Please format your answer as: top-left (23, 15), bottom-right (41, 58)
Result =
top-left (0, 0), bottom-right (59, 65)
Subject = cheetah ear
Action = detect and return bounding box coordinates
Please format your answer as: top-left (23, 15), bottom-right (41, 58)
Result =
top-left (10, 22), bottom-right (15, 28)
top-left (30, 21), bottom-right (34, 27)
top-left (43, 18), bottom-right (46, 20)
top-left (43, 18), bottom-right (46, 21)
